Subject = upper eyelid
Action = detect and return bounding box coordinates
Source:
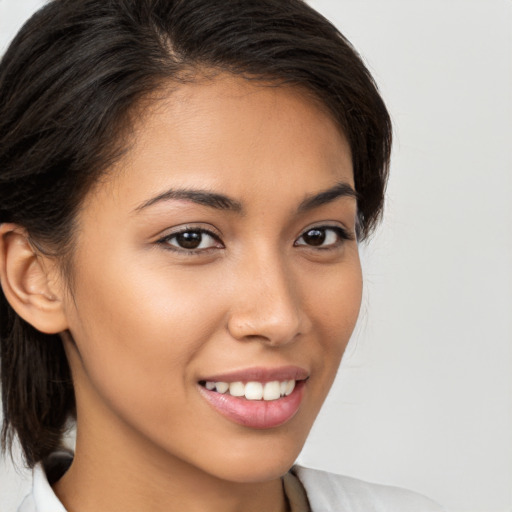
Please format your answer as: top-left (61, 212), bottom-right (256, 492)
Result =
top-left (297, 223), bottom-right (353, 238)
top-left (156, 224), bottom-right (222, 241)
top-left (166, 228), bottom-right (219, 240)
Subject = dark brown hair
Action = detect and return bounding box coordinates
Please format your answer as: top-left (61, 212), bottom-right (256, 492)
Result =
top-left (0, 0), bottom-right (392, 467)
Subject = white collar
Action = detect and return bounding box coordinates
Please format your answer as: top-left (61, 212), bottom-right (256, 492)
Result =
top-left (18, 462), bottom-right (66, 512)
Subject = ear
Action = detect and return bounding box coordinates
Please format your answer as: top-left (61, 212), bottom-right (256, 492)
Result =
top-left (0, 223), bottom-right (68, 334)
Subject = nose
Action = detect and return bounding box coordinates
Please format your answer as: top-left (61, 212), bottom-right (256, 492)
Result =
top-left (226, 252), bottom-right (309, 346)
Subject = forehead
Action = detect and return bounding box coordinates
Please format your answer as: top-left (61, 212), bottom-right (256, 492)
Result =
top-left (85, 74), bottom-right (353, 214)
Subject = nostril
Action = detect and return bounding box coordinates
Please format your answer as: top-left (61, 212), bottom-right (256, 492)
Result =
top-left (226, 268), bottom-right (306, 344)
top-left (227, 315), bottom-right (302, 346)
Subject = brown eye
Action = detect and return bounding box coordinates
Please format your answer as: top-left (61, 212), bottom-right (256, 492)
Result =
top-left (175, 231), bottom-right (203, 249)
top-left (302, 228), bottom-right (326, 246)
top-left (295, 226), bottom-right (351, 249)
top-left (161, 229), bottom-right (221, 252)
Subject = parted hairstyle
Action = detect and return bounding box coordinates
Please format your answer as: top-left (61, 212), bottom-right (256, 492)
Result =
top-left (0, 0), bottom-right (392, 467)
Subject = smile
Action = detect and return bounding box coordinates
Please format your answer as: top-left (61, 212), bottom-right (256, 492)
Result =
top-left (200, 380), bottom-right (296, 401)
top-left (197, 366), bottom-right (308, 429)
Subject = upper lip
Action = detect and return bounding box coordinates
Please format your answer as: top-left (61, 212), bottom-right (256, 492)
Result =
top-left (199, 365), bottom-right (309, 383)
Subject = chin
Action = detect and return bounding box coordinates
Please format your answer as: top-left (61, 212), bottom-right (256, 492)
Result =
top-left (212, 457), bottom-right (298, 484)
top-left (195, 430), bottom-right (308, 484)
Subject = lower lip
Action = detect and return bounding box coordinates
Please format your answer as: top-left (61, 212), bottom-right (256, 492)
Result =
top-left (198, 381), bottom-right (306, 429)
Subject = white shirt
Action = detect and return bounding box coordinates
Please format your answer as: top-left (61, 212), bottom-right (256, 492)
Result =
top-left (17, 453), bottom-right (444, 512)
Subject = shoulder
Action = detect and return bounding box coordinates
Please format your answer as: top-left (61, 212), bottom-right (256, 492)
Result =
top-left (292, 465), bottom-right (445, 512)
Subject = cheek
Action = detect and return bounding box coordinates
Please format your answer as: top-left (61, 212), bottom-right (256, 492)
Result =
top-left (308, 250), bottom-right (363, 340)
top-left (304, 252), bottom-right (363, 382)
top-left (63, 249), bottom-right (227, 423)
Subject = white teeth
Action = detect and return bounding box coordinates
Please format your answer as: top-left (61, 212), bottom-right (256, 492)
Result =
top-left (215, 382), bottom-right (229, 393)
top-left (284, 380), bottom-right (295, 396)
top-left (229, 381), bottom-right (245, 397)
top-left (203, 379), bottom-right (297, 400)
top-left (244, 382), bottom-right (263, 400)
top-left (263, 381), bottom-right (281, 401)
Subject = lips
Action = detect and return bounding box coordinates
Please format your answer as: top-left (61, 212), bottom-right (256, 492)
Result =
top-left (197, 366), bottom-right (308, 429)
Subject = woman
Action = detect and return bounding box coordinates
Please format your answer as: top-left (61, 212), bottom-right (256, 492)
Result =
top-left (0, 1), bottom-right (444, 510)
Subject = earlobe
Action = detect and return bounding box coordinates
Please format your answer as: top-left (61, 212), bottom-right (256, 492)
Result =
top-left (0, 223), bottom-right (68, 334)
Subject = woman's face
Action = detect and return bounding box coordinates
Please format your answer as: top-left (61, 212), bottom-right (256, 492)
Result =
top-left (60, 75), bottom-right (362, 483)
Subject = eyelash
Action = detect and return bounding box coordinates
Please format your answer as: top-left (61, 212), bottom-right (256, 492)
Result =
top-left (156, 224), bottom-right (354, 255)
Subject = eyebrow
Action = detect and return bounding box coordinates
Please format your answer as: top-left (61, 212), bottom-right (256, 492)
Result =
top-left (297, 181), bottom-right (358, 213)
top-left (134, 181), bottom-right (357, 214)
top-left (134, 188), bottom-right (243, 213)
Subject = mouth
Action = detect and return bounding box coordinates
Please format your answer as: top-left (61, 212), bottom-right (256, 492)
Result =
top-left (197, 367), bottom-right (308, 429)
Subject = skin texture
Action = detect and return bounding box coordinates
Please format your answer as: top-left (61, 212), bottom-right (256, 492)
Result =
top-left (3, 75), bottom-right (363, 512)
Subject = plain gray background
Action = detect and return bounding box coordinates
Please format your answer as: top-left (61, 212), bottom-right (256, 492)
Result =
top-left (1, 1), bottom-right (511, 511)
